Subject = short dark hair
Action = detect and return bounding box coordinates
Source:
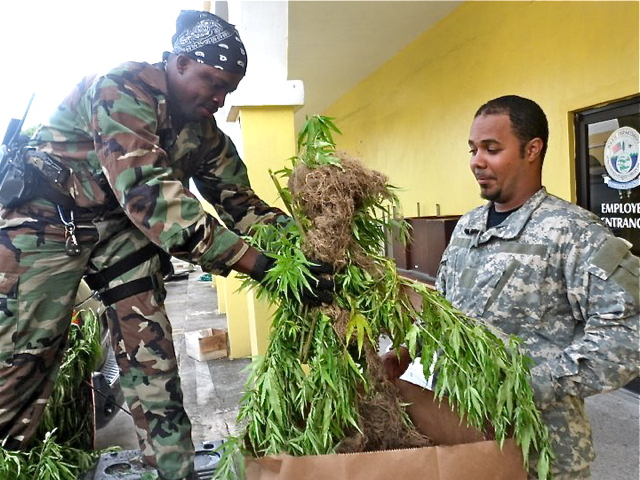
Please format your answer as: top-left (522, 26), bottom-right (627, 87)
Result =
top-left (474, 95), bottom-right (549, 162)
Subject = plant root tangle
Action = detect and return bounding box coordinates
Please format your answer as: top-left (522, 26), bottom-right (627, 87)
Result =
top-left (290, 153), bottom-right (432, 453)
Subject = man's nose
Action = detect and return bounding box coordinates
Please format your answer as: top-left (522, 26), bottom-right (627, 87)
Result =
top-left (470, 151), bottom-right (485, 170)
top-left (212, 91), bottom-right (227, 108)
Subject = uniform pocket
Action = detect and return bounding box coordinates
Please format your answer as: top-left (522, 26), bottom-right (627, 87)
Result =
top-left (456, 258), bottom-right (519, 315)
top-left (484, 258), bottom-right (521, 311)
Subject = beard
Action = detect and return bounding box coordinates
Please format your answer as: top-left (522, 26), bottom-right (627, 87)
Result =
top-left (479, 185), bottom-right (501, 203)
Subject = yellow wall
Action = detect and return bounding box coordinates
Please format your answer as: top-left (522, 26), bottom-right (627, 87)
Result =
top-left (219, 106), bottom-right (297, 357)
top-left (237, 106), bottom-right (296, 211)
top-left (324, 1), bottom-right (640, 217)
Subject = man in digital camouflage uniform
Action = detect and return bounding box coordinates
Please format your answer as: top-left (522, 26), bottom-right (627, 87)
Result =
top-left (383, 95), bottom-right (639, 479)
top-left (0, 10), bottom-right (332, 480)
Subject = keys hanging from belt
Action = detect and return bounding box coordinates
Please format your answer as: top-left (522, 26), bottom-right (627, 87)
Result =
top-left (56, 205), bottom-right (82, 256)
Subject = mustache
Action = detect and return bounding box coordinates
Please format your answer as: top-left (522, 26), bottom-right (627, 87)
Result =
top-left (473, 172), bottom-right (495, 181)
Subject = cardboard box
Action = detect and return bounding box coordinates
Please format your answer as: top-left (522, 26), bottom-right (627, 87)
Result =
top-left (245, 380), bottom-right (526, 480)
top-left (185, 328), bottom-right (228, 362)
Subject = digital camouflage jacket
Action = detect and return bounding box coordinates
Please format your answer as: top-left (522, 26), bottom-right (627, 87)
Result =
top-left (31, 61), bottom-right (285, 274)
top-left (436, 187), bottom-right (639, 474)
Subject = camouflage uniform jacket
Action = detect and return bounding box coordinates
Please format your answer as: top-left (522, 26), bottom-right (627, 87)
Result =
top-left (30, 60), bottom-right (285, 274)
top-left (436, 187), bottom-right (639, 473)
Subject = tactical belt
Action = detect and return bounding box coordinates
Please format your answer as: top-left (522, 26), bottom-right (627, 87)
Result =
top-left (20, 150), bottom-right (170, 305)
top-left (84, 243), bottom-right (162, 306)
top-left (24, 151), bottom-right (75, 209)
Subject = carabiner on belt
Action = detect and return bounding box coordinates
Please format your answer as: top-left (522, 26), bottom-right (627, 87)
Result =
top-left (56, 205), bottom-right (82, 256)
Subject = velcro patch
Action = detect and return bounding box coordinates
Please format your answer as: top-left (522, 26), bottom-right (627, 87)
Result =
top-left (589, 236), bottom-right (633, 280)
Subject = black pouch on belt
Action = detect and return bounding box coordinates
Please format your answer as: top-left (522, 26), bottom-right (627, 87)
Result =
top-left (0, 147), bottom-right (74, 209)
top-left (0, 144), bottom-right (36, 208)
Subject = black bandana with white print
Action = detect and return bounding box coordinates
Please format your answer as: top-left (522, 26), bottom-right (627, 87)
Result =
top-left (172, 10), bottom-right (247, 75)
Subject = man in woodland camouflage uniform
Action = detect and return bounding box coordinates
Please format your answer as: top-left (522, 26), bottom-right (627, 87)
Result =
top-left (384, 95), bottom-right (639, 479)
top-left (0, 11), bottom-right (332, 480)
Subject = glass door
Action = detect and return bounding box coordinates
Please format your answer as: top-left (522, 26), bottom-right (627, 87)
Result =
top-left (575, 95), bottom-right (640, 255)
top-left (574, 95), bottom-right (640, 394)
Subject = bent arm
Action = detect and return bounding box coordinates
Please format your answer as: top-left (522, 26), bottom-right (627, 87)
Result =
top-left (192, 130), bottom-right (288, 235)
top-left (531, 231), bottom-right (640, 408)
top-left (91, 71), bottom-right (247, 275)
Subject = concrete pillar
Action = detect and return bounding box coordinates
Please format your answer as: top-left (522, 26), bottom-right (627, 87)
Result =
top-left (222, 274), bottom-right (253, 358)
top-left (215, 275), bottom-right (226, 314)
top-left (214, 1), bottom-right (304, 357)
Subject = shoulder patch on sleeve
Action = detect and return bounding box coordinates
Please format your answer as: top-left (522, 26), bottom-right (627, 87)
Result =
top-left (588, 236), bottom-right (633, 280)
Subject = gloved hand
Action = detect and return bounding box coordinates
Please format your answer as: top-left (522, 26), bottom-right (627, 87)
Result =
top-left (273, 214), bottom-right (294, 229)
top-left (301, 259), bottom-right (335, 306)
top-left (249, 253), bottom-right (276, 283)
top-left (250, 253), bottom-right (335, 307)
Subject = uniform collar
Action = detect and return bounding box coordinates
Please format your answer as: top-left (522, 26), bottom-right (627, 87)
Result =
top-left (464, 187), bottom-right (548, 243)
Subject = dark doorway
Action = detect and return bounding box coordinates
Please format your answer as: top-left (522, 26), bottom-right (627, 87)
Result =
top-left (574, 96), bottom-right (640, 395)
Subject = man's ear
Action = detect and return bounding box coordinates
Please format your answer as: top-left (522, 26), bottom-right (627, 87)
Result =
top-left (175, 54), bottom-right (191, 74)
top-left (525, 138), bottom-right (544, 163)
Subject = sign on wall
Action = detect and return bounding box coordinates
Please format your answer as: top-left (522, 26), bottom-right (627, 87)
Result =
top-left (599, 126), bottom-right (640, 230)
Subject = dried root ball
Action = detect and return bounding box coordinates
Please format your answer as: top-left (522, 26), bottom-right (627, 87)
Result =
top-left (288, 153), bottom-right (390, 268)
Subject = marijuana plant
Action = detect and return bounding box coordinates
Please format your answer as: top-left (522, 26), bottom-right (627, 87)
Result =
top-left (0, 309), bottom-right (103, 480)
top-left (213, 116), bottom-right (552, 480)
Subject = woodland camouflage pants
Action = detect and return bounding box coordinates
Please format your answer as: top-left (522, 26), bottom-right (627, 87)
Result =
top-left (0, 201), bottom-right (195, 480)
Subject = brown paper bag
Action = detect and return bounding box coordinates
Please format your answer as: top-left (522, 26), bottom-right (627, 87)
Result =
top-left (245, 380), bottom-right (526, 480)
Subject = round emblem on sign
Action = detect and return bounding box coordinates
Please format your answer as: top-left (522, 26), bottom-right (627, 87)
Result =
top-left (603, 126), bottom-right (640, 185)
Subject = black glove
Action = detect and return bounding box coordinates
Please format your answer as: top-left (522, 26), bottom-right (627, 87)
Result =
top-left (250, 253), bottom-right (335, 307)
top-left (273, 214), bottom-right (293, 229)
top-left (249, 253), bottom-right (276, 283)
top-left (302, 260), bottom-right (335, 306)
